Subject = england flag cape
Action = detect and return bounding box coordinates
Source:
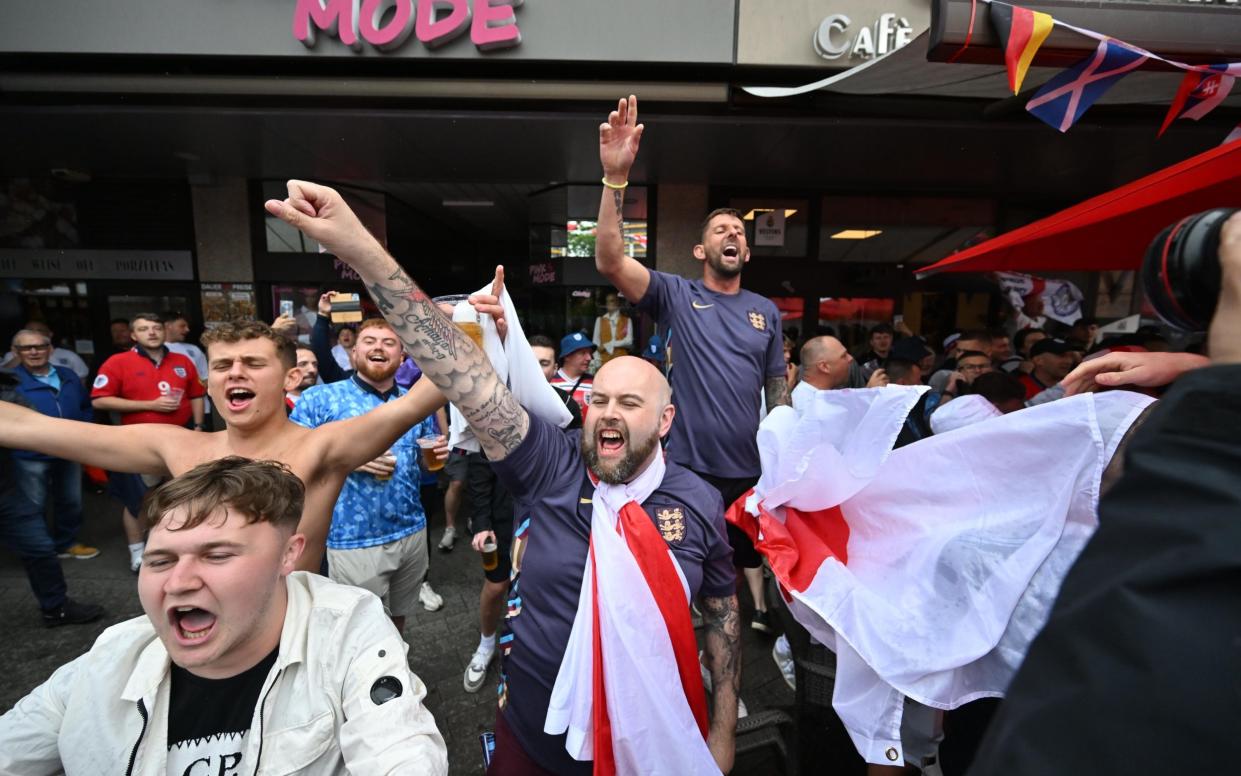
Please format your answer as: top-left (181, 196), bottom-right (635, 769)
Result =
top-left (545, 450), bottom-right (719, 775)
top-left (728, 386), bottom-right (1153, 765)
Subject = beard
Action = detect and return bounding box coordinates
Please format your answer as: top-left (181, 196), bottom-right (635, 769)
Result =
top-left (581, 422), bottom-right (662, 485)
top-left (705, 246), bottom-right (744, 279)
top-left (354, 355), bottom-right (399, 383)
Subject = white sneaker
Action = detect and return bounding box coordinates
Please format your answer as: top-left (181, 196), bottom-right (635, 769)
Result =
top-left (464, 646), bottom-right (495, 693)
top-left (129, 553), bottom-right (142, 574)
top-left (437, 526), bottom-right (456, 552)
top-left (419, 581), bottom-right (444, 612)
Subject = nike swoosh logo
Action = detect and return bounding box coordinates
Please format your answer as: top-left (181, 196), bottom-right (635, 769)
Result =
top-left (691, 301), bottom-right (714, 310)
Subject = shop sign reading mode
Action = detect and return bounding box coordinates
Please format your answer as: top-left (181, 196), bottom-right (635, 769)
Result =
top-left (293, 0), bottom-right (523, 53)
top-left (814, 12), bottom-right (913, 61)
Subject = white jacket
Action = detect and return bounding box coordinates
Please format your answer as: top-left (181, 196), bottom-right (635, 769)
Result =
top-left (0, 572), bottom-right (448, 776)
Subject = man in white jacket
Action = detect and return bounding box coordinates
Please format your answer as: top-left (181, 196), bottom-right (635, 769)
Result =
top-left (0, 456), bottom-right (448, 776)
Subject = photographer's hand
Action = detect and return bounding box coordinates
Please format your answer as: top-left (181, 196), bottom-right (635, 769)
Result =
top-left (1061, 351), bottom-right (1209, 396)
top-left (1208, 211), bottom-right (1241, 365)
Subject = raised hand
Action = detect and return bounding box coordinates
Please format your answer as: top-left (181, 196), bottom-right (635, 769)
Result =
top-left (599, 95), bottom-right (644, 183)
top-left (271, 313), bottom-right (298, 338)
top-left (318, 291), bottom-right (336, 317)
top-left (264, 181), bottom-right (382, 263)
top-left (468, 265), bottom-right (509, 343)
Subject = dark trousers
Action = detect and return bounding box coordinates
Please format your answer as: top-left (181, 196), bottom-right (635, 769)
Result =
top-left (0, 480), bottom-right (68, 611)
top-left (14, 457), bottom-right (84, 551)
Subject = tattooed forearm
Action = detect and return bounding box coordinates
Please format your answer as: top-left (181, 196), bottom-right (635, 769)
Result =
top-left (612, 188), bottom-right (624, 225)
top-left (361, 264), bottom-right (529, 460)
top-left (765, 375), bottom-right (790, 408)
top-left (701, 594), bottom-right (741, 734)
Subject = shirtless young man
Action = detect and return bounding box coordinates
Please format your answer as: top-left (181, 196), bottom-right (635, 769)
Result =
top-left (0, 321), bottom-right (445, 572)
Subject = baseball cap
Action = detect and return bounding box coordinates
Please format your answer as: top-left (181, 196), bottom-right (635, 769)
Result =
top-left (559, 332), bottom-right (596, 358)
top-left (643, 335), bottom-right (664, 363)
top-left (942, 332), bottom-right (962, 350)
top-left (1029, 338), bottom-right (1074, 358)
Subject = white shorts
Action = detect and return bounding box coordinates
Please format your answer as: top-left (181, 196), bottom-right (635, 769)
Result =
top-left (327, 530), bottom-right (428, 619)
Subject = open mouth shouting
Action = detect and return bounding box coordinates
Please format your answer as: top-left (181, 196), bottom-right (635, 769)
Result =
top-left (597, 426), bottom-right (626, 457)
top-left (225, 386), bottom-right (256, 412)
top-left (722, 243), bottom-right (740, 259)
top-left (169, 605), bottom-right (217, 646)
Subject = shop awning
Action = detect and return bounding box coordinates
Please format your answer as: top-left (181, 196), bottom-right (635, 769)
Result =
top-left (915, 139), bottom-right (1241, 278)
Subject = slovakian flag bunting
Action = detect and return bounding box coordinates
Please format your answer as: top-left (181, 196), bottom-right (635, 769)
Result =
top-left (990, 3), bottom-right (1055, 94)
top-left (1158, 66), bottom-right (1236, 137)
top-left (1026, 38), bottom-right (1148, 133)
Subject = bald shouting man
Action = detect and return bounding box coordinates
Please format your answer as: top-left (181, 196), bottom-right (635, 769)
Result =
top-left (266, 180), bottom-right (742, 775)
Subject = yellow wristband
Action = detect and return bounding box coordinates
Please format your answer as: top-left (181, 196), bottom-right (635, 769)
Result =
top-left (601, 176), bottom-right (629, 190)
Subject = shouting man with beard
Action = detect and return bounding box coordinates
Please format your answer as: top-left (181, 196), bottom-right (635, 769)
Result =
top-left (265, 179), bottom-right (741, 775)
top-left (290, 319), bottom-right (443, 631)
top-left (595, 96), bottom-right (787, 635)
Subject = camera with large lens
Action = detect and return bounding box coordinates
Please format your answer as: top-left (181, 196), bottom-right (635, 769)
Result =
top-left (1142, 207), bottom-right (1238, 331)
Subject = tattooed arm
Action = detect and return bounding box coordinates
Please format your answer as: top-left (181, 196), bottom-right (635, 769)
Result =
top-left (701, 594), bottom-right (741, 774)
top-left (765, 374), bottom-right (790, 409)
top-left (264, 181), bottom-right (529, 461)
top-left (596, 95), bottom-right (651, 303)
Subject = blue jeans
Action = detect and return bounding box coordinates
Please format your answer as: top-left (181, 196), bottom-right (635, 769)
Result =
top-left (14, 458), bottom-right (84, 552)
top-left (0, 477), bottom-right (67, 611)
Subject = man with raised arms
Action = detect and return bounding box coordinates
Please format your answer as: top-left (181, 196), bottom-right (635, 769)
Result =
top-left (595, 95), bottom-right (788, 635)
top-left (0, 320), bottom-right (445, 573)
top-left (266, 180), bottom-right (741, 774)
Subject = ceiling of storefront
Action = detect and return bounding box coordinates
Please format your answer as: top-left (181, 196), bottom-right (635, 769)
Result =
top-left (0, 92), bottom-right (1231, 256)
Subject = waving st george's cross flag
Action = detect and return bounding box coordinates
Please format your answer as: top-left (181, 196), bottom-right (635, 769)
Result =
top-left (1158, 66), bottom-right (1236, 138)
top-left (1026, 38), bottom-right (1149, 132)
top-left (726, 386), bottom-right (1154, 766)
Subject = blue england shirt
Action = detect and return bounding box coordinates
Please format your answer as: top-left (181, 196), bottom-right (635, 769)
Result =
top-left (290, 375), bottom-right (433, 550)
top-left (637, 270), bottom-right (784, 479)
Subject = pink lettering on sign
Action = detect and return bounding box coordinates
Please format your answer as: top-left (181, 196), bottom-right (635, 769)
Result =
top-left (418, 0), bottom-right (472, 48)
top-left (360, 0), bottom-right (415, 50)
top-left (293, 0), bottom-right (522, 53)
top-left (471, 0), bottom-right (523, 51)
top-left (293, 0), bottom-right (361, 49)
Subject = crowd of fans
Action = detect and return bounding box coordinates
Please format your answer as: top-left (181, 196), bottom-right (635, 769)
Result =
top-left (0, 93), bottom-right (1234, 776)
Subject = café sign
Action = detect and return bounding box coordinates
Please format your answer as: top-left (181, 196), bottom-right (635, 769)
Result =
top-left (293, 0), bottom-right (523, 53)
top-left (814, 12), bottom-right (914, 61)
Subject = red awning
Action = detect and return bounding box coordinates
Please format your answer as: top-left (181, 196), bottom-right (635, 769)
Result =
top-left (916, 140), bottom-right (1241, 278)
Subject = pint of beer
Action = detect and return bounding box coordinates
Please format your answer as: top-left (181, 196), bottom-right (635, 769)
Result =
top-left (456, 320), bottom-right (485, 351)
top-left (417, 436), bottom-right (445, 473)
top-left (481, 539), bottom-right (499, 572)
top-left (432, 293), bottom-right (486, 353)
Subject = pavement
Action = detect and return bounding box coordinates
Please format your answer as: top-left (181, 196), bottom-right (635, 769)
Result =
top-left (0, 488), bottom-right (796, 774)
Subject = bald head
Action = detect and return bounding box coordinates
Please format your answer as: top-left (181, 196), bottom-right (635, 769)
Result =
top-left (593, 355), bottom-right (672, 408)
top-left (800, 336), bottom-right (852, 390)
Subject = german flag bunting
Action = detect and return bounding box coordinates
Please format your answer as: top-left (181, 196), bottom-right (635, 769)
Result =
top-left (991, 3), bottom-right (1055, 94)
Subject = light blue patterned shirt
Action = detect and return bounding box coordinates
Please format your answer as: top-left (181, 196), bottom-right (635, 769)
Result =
top-left (291, 375), bottom-right (433, 550)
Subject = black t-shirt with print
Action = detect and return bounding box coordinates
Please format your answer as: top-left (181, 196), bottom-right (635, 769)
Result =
top-left (166, 648), bottom-right (278, 776)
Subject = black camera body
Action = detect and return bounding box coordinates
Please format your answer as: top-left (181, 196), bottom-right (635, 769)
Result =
top-left (1142, 207), bottom-right (1238, 332)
